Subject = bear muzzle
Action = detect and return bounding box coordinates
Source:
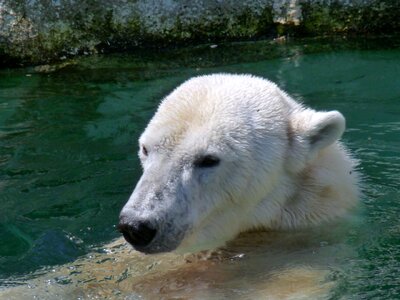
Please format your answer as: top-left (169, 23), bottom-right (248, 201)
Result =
top-left (118, 212), bottom-right (188, 254)
top-left (118, 220), bottom-right (157, 249)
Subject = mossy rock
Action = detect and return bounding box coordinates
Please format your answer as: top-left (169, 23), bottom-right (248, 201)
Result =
top-left (1, 0), bottom-right (400, 67)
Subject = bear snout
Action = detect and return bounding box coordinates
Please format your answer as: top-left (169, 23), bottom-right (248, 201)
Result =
top-left (118, 220), bottom-right (157, 249)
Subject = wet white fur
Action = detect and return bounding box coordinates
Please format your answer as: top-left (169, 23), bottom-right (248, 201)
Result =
top-left (128, 74), bottom-right (359, 252)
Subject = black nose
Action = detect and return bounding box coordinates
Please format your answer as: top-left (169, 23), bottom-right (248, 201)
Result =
top-left (118, 221), bottom-right (157, 248)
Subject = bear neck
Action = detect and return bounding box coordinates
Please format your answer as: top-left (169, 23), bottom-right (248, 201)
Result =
top-left (248, 143), bottom-right (359, 231)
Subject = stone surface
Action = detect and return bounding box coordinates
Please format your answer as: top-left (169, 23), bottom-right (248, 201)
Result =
top-left (0, 0), bottom-right (399, 66)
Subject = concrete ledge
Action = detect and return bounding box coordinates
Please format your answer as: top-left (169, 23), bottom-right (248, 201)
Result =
top-left (0, 0), bottom-right (399, 66)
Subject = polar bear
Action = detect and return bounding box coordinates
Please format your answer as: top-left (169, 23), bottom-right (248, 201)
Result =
top-left (118, 74), bottom-right (359, 254)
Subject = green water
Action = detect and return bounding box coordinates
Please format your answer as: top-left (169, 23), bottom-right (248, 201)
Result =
top-left (0, 38), bottom-right (399, 298)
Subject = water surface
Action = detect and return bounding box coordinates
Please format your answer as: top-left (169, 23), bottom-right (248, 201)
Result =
top-left (0, 38), bottom-right (399, 299)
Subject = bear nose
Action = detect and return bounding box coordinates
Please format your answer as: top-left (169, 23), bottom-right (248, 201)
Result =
top-left (118, 221), bottom-right (157, 248)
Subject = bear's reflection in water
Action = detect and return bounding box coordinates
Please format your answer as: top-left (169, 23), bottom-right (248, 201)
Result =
top-left (1, 224), bottom-right (354, 299)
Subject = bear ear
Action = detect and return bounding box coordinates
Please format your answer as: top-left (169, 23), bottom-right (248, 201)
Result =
top-left (287, 109), bottom-right (345, 171)
top-left (305, 110), bottom-right (345, 152)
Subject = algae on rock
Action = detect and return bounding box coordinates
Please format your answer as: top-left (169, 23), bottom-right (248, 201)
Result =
top-left (0, 0), bottom-right (399, 66)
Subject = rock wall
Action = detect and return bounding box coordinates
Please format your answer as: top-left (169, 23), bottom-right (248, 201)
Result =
top-left (0, 0), bottom-right (399, 66)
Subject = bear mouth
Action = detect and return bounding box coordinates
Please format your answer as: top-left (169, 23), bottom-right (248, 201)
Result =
top-left (118, 220), bottom-right (189, 254)
top-left (130, 235), bottom-right (185, 254)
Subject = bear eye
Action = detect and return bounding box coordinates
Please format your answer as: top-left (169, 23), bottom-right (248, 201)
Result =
top-left (194, 155), bottom-right (220, 168)
top-left (141, 145), bottom-right (148, 156)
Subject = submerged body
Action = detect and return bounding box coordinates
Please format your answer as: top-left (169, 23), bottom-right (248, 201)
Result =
top-left (119, 74), bottom-right (359, 253)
